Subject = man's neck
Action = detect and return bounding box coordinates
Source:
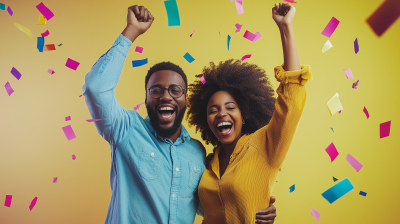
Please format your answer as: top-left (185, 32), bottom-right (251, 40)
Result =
top-left (167, 126), bottom-right (182, 143)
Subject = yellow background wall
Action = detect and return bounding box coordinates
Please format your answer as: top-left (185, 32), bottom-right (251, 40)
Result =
top-left (0, 0), bottom-right (399, 223)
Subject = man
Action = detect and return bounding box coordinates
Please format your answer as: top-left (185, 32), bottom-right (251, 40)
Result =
top-left (82, 4), bottom-right (277, 224)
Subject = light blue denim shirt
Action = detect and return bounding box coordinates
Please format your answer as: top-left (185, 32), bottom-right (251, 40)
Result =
top-left (82, 34), bottom-right (206, 224)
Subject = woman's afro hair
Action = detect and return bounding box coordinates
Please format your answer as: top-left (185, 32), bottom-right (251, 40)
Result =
top-left (187, 59), bottom-right (276, 146)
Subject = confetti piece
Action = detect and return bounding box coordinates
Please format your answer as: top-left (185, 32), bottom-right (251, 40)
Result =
top-left (322, 178), bottom-right (354, 204)
top-left (243, 30), bottom-right (261, 42)
top-left (359, 191), bottom-right (367, 196)
top-left (343, 68), bottom-right (353, 79)
top-left (354, 38), bottom-right (359, 54)
top-left (289, 184), bottom-right (295, 193)
top-left (183, 52), bottom-right (195, 63)
top-left (11, 67), bottom-right (22, 80)
top-left (135, 46), bottom-right (143, 53)
top-left (327, 93), bottom-right (343, 116)
top-left (330, 127), bottom-right (334, 132)
top-left (366, 0), bottom-right (400, 37)
top-left (14, 23), bottom-right (32, 38)
top-left (86, 119), bottom-right (104, 122)
top-left (72, 154), bottom-right (76, 160)
top-left (321, 17), bottom-right (340, 38)
top-left (352, 79), bottom-right (359, 89)
top-left (66, 58), bottom-right (80, 70)
top-left (36, 2), bottom-right (54, 20)
top-left (65, 116), bottom-right (71, 121)
top-left (5, 82), bottom-right (14, 96)
top-left (0, 3), bottom-right (5, 10)
top-left (4, 195), bottom-right (12, 207)
top-left (380, 121), bottom-right (391, 138)
top-left (333, 176), bottom-right (338, 182)
top-left (41, 30), bottom-right (50, 37)
top-left (219, 31), bottom-right (221, 37)
top-left (235, 23), bottom-right (242, 32)
top-left (164, 0), bottom-right (180, 26)
top-left (227, 35), bottom-right (231, 51)
top-left (53, 177), bottom-right (57, 183)
top-left (132, 58), bottom-right (148, 67)
top-left (79, 95), bottom-right (82, 97)
top-left (363, 107), bottom-right (369, 119)
top-left (133, 102), bottom-right (145, 111)
top-left (322, 40), bottom-right (333, 53)
top-left (346, 154), bottom-right (363, 172)
top-left (44, 44), bottom-right (56, 51)
top-left (37, 15), bottom-right (47, 25)
top-left (7, 6), bottom-right (12, 16)
top-left (311, 208), bottom-right (320, 221)
top-left (235, 0), bottom-right (244, 15)
top-left (62, 125), bottom-right (76, 141)
top-left (58, 43), bottom-right (63, 47)
top-left (190, 30), bottom-right (195, 37)
top-left (29, 197), bottom-right (37, 211)
top-left (37, 37), bottom-right (44, 52)
top-left (241, 54), bottom-right (251, 61)
top-left (283, 0), bottom-right (297, 3)
top-left (325, 142), bottom-right (339, 162)
top-left (48, 69), bottom-right (55, 75)
top-left (338, 110), bottom-right (342, 114)
top-left (200, 75), bottom-right (206, 84)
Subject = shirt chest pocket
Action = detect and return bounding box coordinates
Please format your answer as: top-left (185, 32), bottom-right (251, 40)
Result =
top-left (138, 147), bottom-right (161, 180)
top-left (188, 163), bottom-right (204, 191)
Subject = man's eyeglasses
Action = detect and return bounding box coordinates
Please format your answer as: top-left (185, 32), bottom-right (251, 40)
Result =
top-left (147, 85), bottom-right (186, 99)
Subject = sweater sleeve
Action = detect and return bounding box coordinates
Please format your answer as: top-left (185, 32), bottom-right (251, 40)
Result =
top-left (250, 64), bottom-right (312, 169)
top-left (82, 34), bottom-right (137, 145)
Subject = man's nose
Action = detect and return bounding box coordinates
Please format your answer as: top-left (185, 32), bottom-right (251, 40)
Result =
top-left (159, 88), bottom-right (173, 101)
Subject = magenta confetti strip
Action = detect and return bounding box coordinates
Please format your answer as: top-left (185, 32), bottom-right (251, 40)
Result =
top-left (86, 119), bottom-right (104, 122)
top-left (53, 177), bottom-right (58, 183)
top-left (321, 17), bottom-right (340, 38)
top-left (41, 30), bottom-right (50, 37)
top-left (235, 23), bottom-right (242, 32)
top-left (62, 125), bottom-right (76, 141)
top-left (380, 121), bottom-right (391, 138)
top-left (190, 30), bottom-right (195, 37)
top-left (343, 68), bottom-right (353, 79)
top-left (29, 197), bottom-right (37, 211)
top-left (200, 75), bottom-right (206, 84)
top-left (241, 54), bottom-right (251, 61)
top-left (338, 110), bottom-right (342, 114)
top-left (135, 46), bottom-right (143, 53)
top-left (65, 58), bottom-right (80, 70)
top-left (283, 0), bottom-right (297, 3)
top-left (48, 69), bottom-right (55, 75)
top-left (134, 102), bottom-right (145, 111)
top-left (352, 79), bottom-right (359, 89)
top-left (72, 154), bottom-right (76, 160)
top-left (5, 82), bottom-right (14, 96)
top-left (325, 142), bottom-right (339, 162)
top-left (36, 2), bottom-right (54, 20)
top-left (311, 208), bottom-right (320, 221)
top-left (243, 30), bottom-right (261, 42)
top-left (11, 67), bottom-right (22, 80)
top-left (363, 107), bottom-right (369, 119)
top-left (65, 116), bottom-right (71, 121)
top-left (4, 195), bottom-right (12, 207)
top-left (79, 95), bottom-right (82, 97)
top-left (346, 154), bottom-right (363, 172)
top-left (219, 31), bottom-right (221, 37)
top-left (7, 6), bottom-right (12, 16)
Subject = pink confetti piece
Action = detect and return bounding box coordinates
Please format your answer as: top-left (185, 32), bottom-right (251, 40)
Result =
top-left (283, 0), bottom-right (297, 3)
top-left (53, 177), bottom-right (58, 183)
top-left (343, 68), bottom-right (353, 79)
top-left (235, 0), bottom-right (244, 14)
top-left (7, 6), bottom-right (13, 16)
top-left (241, 54), bottom-right (251, 61)
top-left (41, 30), bottom-right (50, 37)
top-left (29, 197), bottom-right (37, 211)
top-left (338, 110), bottom-right (342, 114)
top-left (363, 107), bottom-right (369, 119)
top-left (135, 46), bottom-right (143, 53)
top-left (352, 79), bottom-right (359, 89)
top-left (72, 154), bottom-right (76, 160)
top-left (253, 32), bottom-right (262, 42)
top-left (235, 23), bottom-right (242, 32)
top-left (48, 69), bottom-right (55, 75)
top-left (65, 58), bottom-right (80, 70)
top-left (345, 154), bottom-right (363, 172)
top-left (219, 31), bottom-right (221, 37)
top-left (86, 119), bottom-right (103, 122)
top-left (200, 75), bottom-right (206, 84)
top-left (190, 30), bottom-right (195, 37)
top-left (36, 2), bottom-right (54, 20)
top-left (65, 116), bottom-right (71, 121)
top-left (62, 125), bottom-right (76, 141)
top-left (5, 82), bottom-right (14, 96)
top-left (79, 95), bottom-right (82, 97)
top-left (243, 30), bottom-right (261, 42)
top-left (380, 121), bottom-right (391, 138)
top-left (321, 17), bottom-right (340, 38)
top-left (325, 142), bottom-right (339, 162)
top-left (134, 102), bottom-right (145, 111)
top-left (4, 195), bottom-right (12, 207)
top-left (311, 208), bottom-right (320, 221)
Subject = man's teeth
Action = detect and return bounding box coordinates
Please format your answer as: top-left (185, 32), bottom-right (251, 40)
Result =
top-left (217, 122), bottom-right (232, 127)
top-left (159, 106), bottom-right (174, 111)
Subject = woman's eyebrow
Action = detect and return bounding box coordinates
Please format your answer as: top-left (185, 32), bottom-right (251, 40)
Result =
top-left (225, 102), bottom-right (237, 106)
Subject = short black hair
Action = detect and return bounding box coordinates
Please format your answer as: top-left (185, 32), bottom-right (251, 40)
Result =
top-left (187, 59), bottom-right (276, 146)
top-left (145, 62), bottom-right (188, 89)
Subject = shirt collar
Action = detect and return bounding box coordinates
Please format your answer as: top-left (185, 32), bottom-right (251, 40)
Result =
top-left (145, 116), bottom-right (191, 144)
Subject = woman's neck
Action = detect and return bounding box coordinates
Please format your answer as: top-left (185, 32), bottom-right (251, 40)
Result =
top-left (220, 137), bottom-right (240, 159)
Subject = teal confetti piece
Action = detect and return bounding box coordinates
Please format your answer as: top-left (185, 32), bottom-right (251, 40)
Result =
top-left (164, 0), bottom-right (180, 26)
top-left (0, 3), bottom-right (5, 10)
top-left (289, 184), bottom-right (295, 193)
top-left (227, 35), bottom-right (231, 51)
top-left (322, 178), bottom-right (354, 204)
top-left (37, 37), bottom-right (44, 52)
top-left (183, 52), bottom-right (195, 63)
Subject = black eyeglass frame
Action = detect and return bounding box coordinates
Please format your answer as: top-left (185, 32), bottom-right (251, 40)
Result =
top-left (147, 84), bottom-right (186, 99)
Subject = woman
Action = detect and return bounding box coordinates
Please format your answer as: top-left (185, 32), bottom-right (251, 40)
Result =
top-left (187, 3), bottom-right (312, 223)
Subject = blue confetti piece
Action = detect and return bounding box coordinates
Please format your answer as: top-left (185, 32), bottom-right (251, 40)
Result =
top-left (37, 37), bottom-right (44, 52)
top-left (132, 58), bottom-right (148, 67)
top-left (227, 35), bottom-right (231, 51)
top-left (322, 178), bottom-right (354, 204)
top-left (289, 184), bottom-right (295, 193)
top-left (183, 52), bottom-right (195, 63)
top-left (0, 3), bottom-right (5, 11)
top-left (354, 38), bottom-right (359, 54)
top-left (359, 191), bottom-right (367, 196)
top-left (164, 0), bottom-right (180, 26)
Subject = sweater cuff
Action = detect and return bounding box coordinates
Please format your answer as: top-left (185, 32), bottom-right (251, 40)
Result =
top-left (274, 64), bottom-right (312, 86)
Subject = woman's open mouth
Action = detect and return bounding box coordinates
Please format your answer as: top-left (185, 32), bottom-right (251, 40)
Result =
top-left (217, 121), bottom-right (233, 136)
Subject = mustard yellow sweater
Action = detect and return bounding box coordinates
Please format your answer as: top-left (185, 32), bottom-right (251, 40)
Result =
top-left (199, 64), bottom-right (312, 224)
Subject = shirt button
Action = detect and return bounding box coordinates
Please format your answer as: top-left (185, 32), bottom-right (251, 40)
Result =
top-left (176, 167), bottom-right (179, 171)
top-left (150, 152), bottom-right (154, 157)
top-left (172, 194), bottom-right (176, 198)
top-left (194, 167), bottom-right (197, 172)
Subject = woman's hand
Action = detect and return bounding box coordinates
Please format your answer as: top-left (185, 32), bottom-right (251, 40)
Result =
top-left (272, 3), bottom-right (296, 28)
top-left (255, 196), bottom-right (277, 223)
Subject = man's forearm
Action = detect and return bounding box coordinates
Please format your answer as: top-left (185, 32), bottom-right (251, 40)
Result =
top-left (279, 24), bottom-right (301, 71)
top-left (122, 24), bottom-right (141, 43)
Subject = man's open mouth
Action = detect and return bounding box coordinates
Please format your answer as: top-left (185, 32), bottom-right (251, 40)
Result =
top-left (217, 121), bottom-right (233, 135)
top-left (157, 105), bottom-right (176, 123)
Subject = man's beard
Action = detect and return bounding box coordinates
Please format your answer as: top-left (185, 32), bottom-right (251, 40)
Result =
top-left (146, 104), bottom-right (187, 139)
